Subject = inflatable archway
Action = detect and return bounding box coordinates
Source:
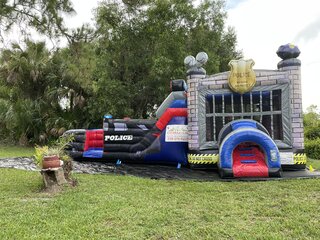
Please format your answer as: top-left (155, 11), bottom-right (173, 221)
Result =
top-left (218, 120), bottom-right (282, 178)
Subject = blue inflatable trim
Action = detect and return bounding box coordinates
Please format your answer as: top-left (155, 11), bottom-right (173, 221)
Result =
top-left (241, 160), bottom-right (257, 163)
top-left (231, 121), bottom-right (256, 131)
top-left (83, 148), bottom-right (104, 158)
top-left (144, 116), bottom-right (188, 165)
top-left (169, 99), bottom-right (187, 108)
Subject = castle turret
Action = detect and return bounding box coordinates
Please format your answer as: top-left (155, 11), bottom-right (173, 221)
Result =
top-left (277, 43), bottom-right (304, 151)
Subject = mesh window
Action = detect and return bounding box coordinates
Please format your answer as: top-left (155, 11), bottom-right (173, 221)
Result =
top-left (206, 117), bottom-right (214, 141)
top-left (243, 94), bottom-right (251, 112)
top-left (262, 115), bottom-right (271, 135)
top-left (205, 89), bottom-right (284, 142)
top-left (272, 90), bottom-right (281, 111)
top-left (206, 95), bottom-right (213, 114)
top-left (273, 114), bottom-right (283, 139)
top-left (262, 91), bottom-right (271, 111)
top-left (215, 95), bottom-right (222, 113)
top-left (233, 94), bottom-right (242, 113)
top-left (225, 94), bottom-right (232, 113)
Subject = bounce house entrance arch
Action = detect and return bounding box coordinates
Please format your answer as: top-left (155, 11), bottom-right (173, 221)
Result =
top-left (218, 120), bottom-right (282, 178)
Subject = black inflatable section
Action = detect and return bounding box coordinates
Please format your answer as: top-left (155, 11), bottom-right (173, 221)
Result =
top-left (65, 117), bottom-right (163, 159)
top-left (218, 168), bottom-right (234, 179)
top-left (101, 129), bottom-right (151, 136)
top-left (171, 79), bottom-right (187, 92)
top-left (104, 119), bottom-right (156, 130)
top-left (74, 135), bottom-right (85, 142)
top-left (68, 142), bottom-right (84, 151)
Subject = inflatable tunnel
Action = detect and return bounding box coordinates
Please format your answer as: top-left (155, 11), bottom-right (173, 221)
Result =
top-left (218, 119), bottom-right (282, 178)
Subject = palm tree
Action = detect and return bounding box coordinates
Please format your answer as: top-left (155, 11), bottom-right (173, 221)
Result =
top-left (0, 41), bottom-right (72, 143)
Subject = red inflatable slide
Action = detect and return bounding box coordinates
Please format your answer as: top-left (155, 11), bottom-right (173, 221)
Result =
top-left (232, 144), bottom-right (269, 178)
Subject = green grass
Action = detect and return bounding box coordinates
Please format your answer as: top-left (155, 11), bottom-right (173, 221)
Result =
top-left (0, 145), bottom-right (35, 158)
top-left (1, 145), bottom-right (320, 239)
top-left (307, 158), bottom-right (320, 170)
top-left (1, 168), bottom-right (320, 240)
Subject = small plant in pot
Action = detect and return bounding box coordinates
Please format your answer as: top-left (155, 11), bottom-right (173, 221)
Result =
top-left (34, 135), bottom-right (75, 183)
top-left (34, 146), bottom-right (62, 169)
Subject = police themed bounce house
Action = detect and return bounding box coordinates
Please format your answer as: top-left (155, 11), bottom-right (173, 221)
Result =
top-left (65, 44), bottom-right (307, 179)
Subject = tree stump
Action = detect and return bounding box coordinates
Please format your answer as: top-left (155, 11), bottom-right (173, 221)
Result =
top-left (62, 160), bottom-right (73, 181)
top-left (41, 167), bottom-right (67, 192)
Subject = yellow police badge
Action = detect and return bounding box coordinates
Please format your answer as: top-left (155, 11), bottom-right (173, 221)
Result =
top-left (228, 59), bottom-right (256, 94)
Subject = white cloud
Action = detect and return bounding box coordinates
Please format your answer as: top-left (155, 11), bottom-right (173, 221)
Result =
top-left (226, 0), bottom-right (320, 110)
top-left (64, 0), bottom-right (99, 29)
top-left (294, 16), bottom-right (320, 43)
top-left (225, 0), bottom-right (248, 10)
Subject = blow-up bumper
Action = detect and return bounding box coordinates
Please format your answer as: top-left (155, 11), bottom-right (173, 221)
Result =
top-left (65, 79), bottom-right (189, 167)
top-left (65, 107), bottom-right (189, 166)
top-left (218, 120), bottom-right (282, 178)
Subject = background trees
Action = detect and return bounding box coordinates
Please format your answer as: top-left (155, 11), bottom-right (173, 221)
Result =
top-left (304, 105), bottom-right (320, 159)
top-left (0, 41), bottom-right (68, 143)
top-left (91, 0), bottom-right (240, 120)
top-left (0, 0), bottom-right (74, 40)
top-left (0, 0), bottom-right (240, 144)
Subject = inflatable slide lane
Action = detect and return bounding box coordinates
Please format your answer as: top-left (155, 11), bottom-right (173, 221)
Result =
top-left (218, 119), bottom-right (282, 178)
top-left (65, 80), bottom-right (189, 166)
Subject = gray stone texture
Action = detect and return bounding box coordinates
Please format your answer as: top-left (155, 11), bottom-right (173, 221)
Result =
top-left (187, 63), bottom-right (304, 150)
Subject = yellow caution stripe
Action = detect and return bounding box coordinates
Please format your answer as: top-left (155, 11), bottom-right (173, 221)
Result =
top-left (293, 153), bottom-right (307, 164)
top-left (188, 154), bottom-right (219, 164)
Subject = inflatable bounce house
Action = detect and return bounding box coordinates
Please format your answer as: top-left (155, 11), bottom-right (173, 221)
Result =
top-left (66, 43), bottom-right (307, 179)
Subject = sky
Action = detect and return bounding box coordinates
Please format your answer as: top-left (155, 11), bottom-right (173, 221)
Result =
top-left (2, 0), bottom-right (320, 110)
top-left (66, 0), bottom-right (320, 110)
top-left (225, 0), bottom-right (320, 111)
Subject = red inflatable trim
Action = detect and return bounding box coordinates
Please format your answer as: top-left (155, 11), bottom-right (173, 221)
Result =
top-left (156, 108), bottom-right (187, 131)
top-left (84, 129), bottom-right (104, 151)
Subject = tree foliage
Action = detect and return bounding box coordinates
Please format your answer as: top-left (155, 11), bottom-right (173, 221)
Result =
top-left (92, 0), bottom-right (241, 119)
top-left (303, 105), bottom-right (320, 159)
top-left (0, 0), bottom-right (75, 41)
top-left (304, 105), bottom-right (320, 140)
top-left (0, 0), bottom-right (241, 144)
top-left (0, 41), bottom-right (96, 143)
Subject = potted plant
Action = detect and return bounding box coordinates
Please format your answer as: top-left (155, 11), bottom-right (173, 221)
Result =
top-left (34, 135), bottom-right (74, 181)
top-left (34, 145), bottom-right (62, 169)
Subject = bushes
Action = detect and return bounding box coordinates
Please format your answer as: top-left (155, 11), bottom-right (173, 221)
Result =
top-left (305, 138), bottom-right (320, 159)
top-left (303, 106), bottom-right (320, 159)
top-left (304, 125), bottom-right (320, 159)
top-left (305, 127), bottom-right (320, 140)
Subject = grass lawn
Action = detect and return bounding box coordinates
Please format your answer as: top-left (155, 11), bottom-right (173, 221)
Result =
top-left (0, 145), bottom-right (35, 158)
top-left (307, 158), bottom-right (320, 170)
top-left (0, 168), bottom-right (320, 240)
top-left (1, 146), bottom-right (320, 239)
